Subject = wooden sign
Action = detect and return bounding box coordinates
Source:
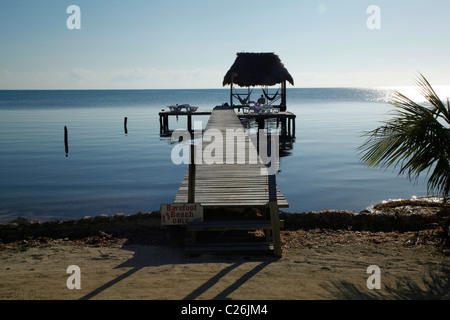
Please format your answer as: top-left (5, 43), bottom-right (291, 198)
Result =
top-left (160, 203), bottom-right (203, 225)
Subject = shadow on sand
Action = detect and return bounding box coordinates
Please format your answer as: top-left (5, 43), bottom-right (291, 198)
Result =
top-left (79, 243), bottom-right (277, 300)
top-left (320, 266), bottom-right (450, 300)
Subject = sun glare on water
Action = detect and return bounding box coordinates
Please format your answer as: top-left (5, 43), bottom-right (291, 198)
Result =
top-left (385, 85), bottom-right (450, 103)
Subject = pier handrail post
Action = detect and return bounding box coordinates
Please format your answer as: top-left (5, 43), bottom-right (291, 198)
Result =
top-left (269, 176), bottom-right (282, 258)
top-left (188, 143), bottom-right (196, 203)
top-left (267, 135), bottom-right (282, 258)
top-left (187, 114), bottom-right (192, 133)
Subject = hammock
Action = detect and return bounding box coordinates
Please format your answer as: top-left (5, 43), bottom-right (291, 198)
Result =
top-left (233, 89), bottom-right (253, 105)
top-left (262, 88), bottom-right (280, 101)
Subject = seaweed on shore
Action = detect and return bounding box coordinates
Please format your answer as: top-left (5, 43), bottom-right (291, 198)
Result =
top-left (373, 200), bottom-right (449, 215)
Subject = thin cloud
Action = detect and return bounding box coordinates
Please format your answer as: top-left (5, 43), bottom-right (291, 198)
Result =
top-left (0, 68), bottom-right (225, 89)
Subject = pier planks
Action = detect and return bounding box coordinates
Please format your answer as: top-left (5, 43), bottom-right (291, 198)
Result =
top-left (173, 108), bottom-right (288, 208)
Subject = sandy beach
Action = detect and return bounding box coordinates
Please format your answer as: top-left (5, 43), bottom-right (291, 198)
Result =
top-left (1, 226), bottom-right (448, 300)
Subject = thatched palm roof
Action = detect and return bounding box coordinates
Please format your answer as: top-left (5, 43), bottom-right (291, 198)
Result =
top-left (222, 52), bottom-right (294, 87)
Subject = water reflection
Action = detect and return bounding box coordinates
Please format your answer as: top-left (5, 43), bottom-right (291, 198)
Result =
top-left (240, 118), bottom-right (295, 159)
top-left (160, 114), bottom-right (296, 160)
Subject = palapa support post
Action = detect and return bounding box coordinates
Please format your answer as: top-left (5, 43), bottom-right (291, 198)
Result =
top-left (280, 80), bottom-right (287, 112)
top-left (230, 72), bottom-right (235, 106)
top-left (188, 143), bottom-right (196, 203)
top-left (267, 136), bottom-right (282, 258)
top-left (256, 118), bottom-right (265, 153)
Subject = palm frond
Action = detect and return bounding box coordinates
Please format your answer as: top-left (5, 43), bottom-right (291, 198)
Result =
top-left (415, 73), bottom-right (450, 124)
top-left (358, 74), bottom-right (450, 201)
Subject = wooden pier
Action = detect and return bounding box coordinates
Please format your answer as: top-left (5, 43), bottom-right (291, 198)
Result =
top-left (170, 106), bottom-right (288, 257)
top-left (158, 107), bottom-right (296, 137)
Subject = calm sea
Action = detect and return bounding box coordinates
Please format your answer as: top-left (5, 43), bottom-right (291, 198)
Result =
top-left (0, 88), bottom-right (432, 223)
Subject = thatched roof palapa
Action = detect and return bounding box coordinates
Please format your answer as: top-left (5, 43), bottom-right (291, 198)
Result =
top-left (223, 52), bottom-right (294, 87)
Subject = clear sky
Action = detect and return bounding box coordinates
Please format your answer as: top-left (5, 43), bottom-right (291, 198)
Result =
top-left (1, 0), bottom-right (449, 89)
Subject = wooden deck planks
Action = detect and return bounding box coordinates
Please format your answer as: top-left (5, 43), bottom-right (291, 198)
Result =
top-left (173, 108), bottom-right (289, 208)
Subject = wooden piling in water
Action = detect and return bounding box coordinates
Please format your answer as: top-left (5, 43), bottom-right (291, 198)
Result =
top-left (163, 115), bottom-right (169, 134)
top-left (292, 118), bottom-right (296, 137)
top-left (288, 118), bottom-right (291, 136)
top-left (124, 117), bottom-right (128, 134)
top-left (64, 126), bottom-right (69, 157)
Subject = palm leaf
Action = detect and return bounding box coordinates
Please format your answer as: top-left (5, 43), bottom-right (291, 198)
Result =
top-left (358, 74), bottom-right (450, 201)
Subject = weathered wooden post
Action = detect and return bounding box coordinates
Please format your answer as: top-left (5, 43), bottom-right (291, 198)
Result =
top-left (281, 118), bottom-right (287, 136)
top-left (288, 118), bottom-right (291, 136)
top-left (280, 80), bottom-right (287, 112)
top-left (187, 114), bottom-right (192, 133)
top-left (230, 73), bottom-right (235, 106)
top-left (165, 115), bottom-right (169, 133)
top-left (267, 135), bottom-right (282, 258)
top-left (124, 117), bottom-right (128, 134)
top-left (256, 117), bottom-right (265, 153)
top-left (188, 143), bottom-right (196, 203)
top-left (64, 126), bottom-right (69, 157)
top-left (292, 116), bottom-right (296, 138)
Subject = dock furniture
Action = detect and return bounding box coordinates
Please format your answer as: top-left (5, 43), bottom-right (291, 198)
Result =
top-left (167, 104), bottom-right (198, 112)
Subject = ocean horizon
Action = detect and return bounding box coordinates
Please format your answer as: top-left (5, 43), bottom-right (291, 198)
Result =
top-left (0, 87), bottom-right (438, 223)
